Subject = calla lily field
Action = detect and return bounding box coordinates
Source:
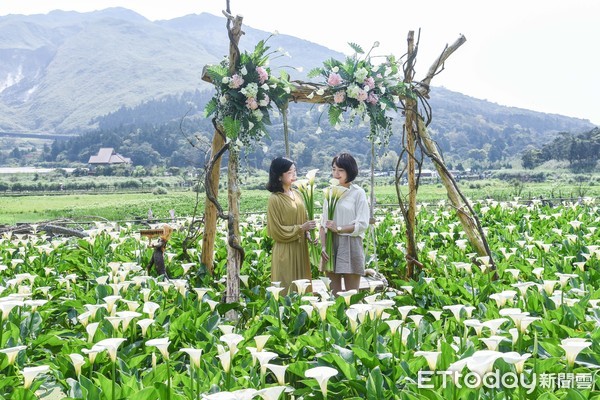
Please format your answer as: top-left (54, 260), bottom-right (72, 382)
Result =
top-left (0, 196), bottom-right (599, 399)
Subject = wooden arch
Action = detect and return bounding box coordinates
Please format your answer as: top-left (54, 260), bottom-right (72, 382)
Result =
top-left (199, 8), bottom-right (496, 307)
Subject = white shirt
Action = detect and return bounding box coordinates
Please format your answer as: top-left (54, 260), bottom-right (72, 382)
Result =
top-left (321, 183), bottom-right (370, 238)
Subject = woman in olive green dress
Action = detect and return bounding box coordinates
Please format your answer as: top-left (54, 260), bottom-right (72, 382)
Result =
top-left (266, 157), bottom-right (317, 294)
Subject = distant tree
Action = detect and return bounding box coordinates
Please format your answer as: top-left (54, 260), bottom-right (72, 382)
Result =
top-left (167, 167), bottom-right (181, 176)
top-left (9, 147), bottom-right (21, 158)
top-left (467, 148), bottom-right (487, 162)
top-left (378, 150), bottom-right (398, 171)
top-left (488, 138), bottom-right (506, 162)
top-left (521, 149), bottom-right (543, 169)
top-left (128, 142), bottom-right (162, 167)
top-left (132, 166), bottom-right (148, 177)
top-left (72, 168), bottom-right (88, 177)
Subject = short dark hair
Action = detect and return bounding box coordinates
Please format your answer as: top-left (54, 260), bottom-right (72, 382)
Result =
top-left (266, 157), bottom-right (295, 193)
top-left (332, 152), bottom-right (358, 182)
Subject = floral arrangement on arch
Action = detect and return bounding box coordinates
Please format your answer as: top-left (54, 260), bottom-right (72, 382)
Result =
top-left (307, 42), bottom-right (414, 144)
top-left (204, 36), bottom-right (294, 147)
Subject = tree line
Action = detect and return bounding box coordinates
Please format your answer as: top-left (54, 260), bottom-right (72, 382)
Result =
top-left (12, 89), bottom-right (595, 174)
top-left (521, 128), bottom-right (599, 171)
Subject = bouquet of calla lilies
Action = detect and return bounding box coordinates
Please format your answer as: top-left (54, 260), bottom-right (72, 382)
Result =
top-left (294, 169), bottom-right (320, 268)
top-left (323, 178), bottom-right (348, 272)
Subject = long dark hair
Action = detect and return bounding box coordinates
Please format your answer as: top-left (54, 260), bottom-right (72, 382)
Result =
top-left (266, 157), bottom-right (295, 193)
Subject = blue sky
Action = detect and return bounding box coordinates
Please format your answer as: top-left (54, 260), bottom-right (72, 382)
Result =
top-left (1, 0), bottom-right (599, 125)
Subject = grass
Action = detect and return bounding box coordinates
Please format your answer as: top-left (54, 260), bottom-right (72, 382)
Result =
top-left (1, 177), bottom-right (598, 225)
top-left (0, 191), bottom-right (262, 225)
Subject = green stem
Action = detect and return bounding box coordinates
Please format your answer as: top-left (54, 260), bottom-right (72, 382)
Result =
top-left (398, 325), bottom-right (404, 361)
top-left (272, 296), bottom-right (281, 331)
top-left (394, 332), bottom-right (399, 363)
top-left (196, 363), bottom-right (201, 400)
top-left (166, 358), bottom-right (171, 400)
top-left (28, 312), bottom-right (34, 338)
top-left (112, 361), bottom-right (116, 400)
top-left (372, 317), bottom-right (379, 353)
top-left (470, 275), bottom-right (476, 305)
top-left (188, 363), bottom-right (195, 400)
top-left (322, 320), bottom-right (327, 351)
top-left (326, 231), bottom-right (334, 272)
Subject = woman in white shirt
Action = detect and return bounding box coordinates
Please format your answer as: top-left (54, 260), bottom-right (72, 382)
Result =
top-left (320, 153), bottom-right (370, 295)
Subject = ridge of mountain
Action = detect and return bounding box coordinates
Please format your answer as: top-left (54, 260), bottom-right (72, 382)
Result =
top-left (0, 8), bottom-right (595, 142)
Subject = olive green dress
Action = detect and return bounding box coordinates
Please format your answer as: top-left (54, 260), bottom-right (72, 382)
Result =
top-left (266, 191), bottom-right (311, 294)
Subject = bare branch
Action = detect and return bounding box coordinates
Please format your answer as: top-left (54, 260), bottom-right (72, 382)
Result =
top-left (416, 34), bottom-right (466, 98)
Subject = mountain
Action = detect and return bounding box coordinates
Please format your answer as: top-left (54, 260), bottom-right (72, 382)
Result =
top-left (0, 8), bottom-right (341, 133)
top-left (0, 8), bottom-right (596, 169)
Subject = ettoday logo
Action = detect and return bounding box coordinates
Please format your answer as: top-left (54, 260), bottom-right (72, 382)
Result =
top-left (417, 371), bottom-right (597, 393)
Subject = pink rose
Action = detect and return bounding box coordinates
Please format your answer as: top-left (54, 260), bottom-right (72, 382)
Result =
top-left (333, 91), bottom-right (346, 104)
top-left (364, 76), bottom-right (375, 90)
top-left (327, 73), bottom-right (342, 86)
top-left (367, 92), bottom-right (379, 104)
top-left (357, 88), bottom-right (368, 102)
top-left (229, 74), bottom-right (244, 89)
top-left (246, 97), bottom-right (259, 110)
top-left (256, 66), bottom-right (269, 84)
top-left (259, 94), bottom-right (270, 107)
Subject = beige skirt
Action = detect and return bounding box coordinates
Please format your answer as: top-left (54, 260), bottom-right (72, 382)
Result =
top-left (332, 234), bottom-right (365, 275)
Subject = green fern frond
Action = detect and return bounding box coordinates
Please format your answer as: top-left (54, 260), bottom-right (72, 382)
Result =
top-left (348, 42), bottom-right (364, 54)
top-left (278, 70), bottom-right (290, 82)
top-left (328, 107), bottom-right (342, 126)
top-left (205, 64), bottom-right (228, 82)
top-left (307, 67), bottom-right (324, 79)
top-left (204, 98), bottom-right (218, 118)
top-left (223, 116), bottom-right (241, 139)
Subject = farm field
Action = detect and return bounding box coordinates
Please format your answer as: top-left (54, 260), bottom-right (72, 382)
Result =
top-left (0, 195), bottom-right (598, 398)
top-left (1, 177), bottom-right (598, 226)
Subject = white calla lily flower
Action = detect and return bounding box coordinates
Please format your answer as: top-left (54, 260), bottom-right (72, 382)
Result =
top-left (180, 348), bottom-right (203, 368)
top-left (560, 338), bottom-right (592, 367)
top-left (305, 366), bottom-right (338, 398)
top-left (0, 345), bottom-right (27, 365)
top-left (146, 337), bottom-right (170, 359)
top-left (95, 338), bottom-right (127, 363)
top-left (415, 350), bottom-right (441, 370)
top-left (22, 365), bottom-right (50, 389)
top-left (69, 353), bottom-right (85, 377)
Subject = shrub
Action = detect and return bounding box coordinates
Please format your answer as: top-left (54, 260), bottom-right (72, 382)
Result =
top-left (152, 187), bottom-right (168, 195)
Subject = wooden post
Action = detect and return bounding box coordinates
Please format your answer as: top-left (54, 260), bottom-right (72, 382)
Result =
top-left (201, 12), bottom-right (244, 274)
top-left (201, 132), bottom-right (224, 274)
top-left (413, 34), bottom-right (496, 273)
top-left (417, 117), bottom-right (496, 268)
top-left (226, 150), bottom-right (242, 308)
top-left (282, 102), bottom-right (290, 158)
top-left (403, 31), bottom-right (420, 279)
